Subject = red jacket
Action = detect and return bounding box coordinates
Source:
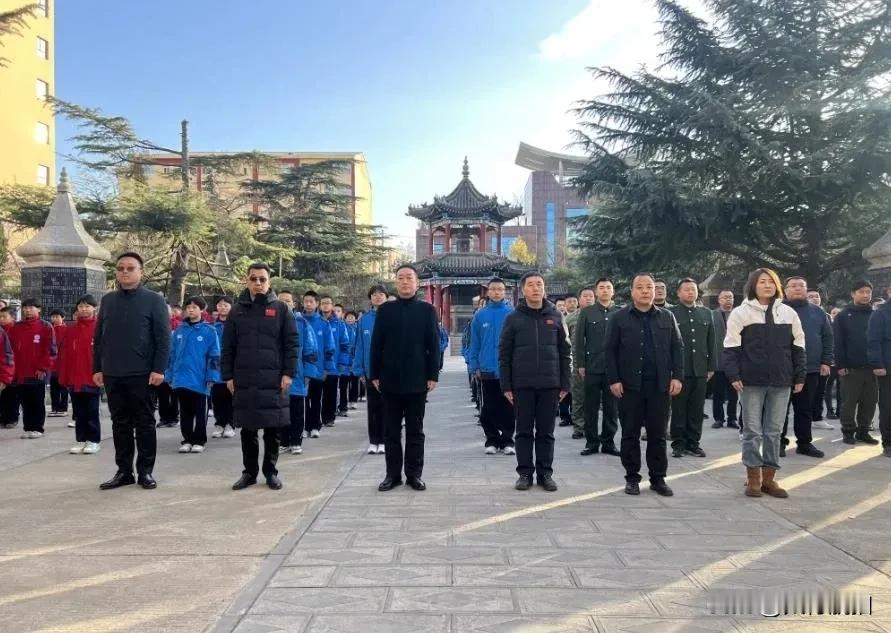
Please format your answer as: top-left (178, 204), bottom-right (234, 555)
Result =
top-left (170, 316), bottom-right (182, 332)
top-left (51, 323), bottom-right (67, 372)
top-left (0, 327), bottom-right (14, 385)
top-left (58, 317), bottom-right (98, 392)
top-left (10, 318), bottom-right (56, 384)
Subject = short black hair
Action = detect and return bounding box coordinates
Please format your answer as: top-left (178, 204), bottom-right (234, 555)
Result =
top-left (184, 296), bottom-right (207, 311)
top-left (851, 279), bottom-right (873, 293)
top-left (631, 272), bottom-right (656, 286)
top-left (216, 296), bottom-right (233, 306)
top-left (0, 306), bottom-right (12, 315)
top-left (565, 294), bottom-right (577, 300)
top-left (487, 277), bottom-right (506, 286)
top-left (580, 286), bottom-right (595, 294)
top-left (303, 290), bottom-right (320, 300)
top-left (676, 277), bottom-right (698, 290)
top-left (395, 263), bottom-right (419, 276)
top-left (334, 303), bottom-right (344, 309)
top-left (21, 298), bottom-right (41, 308)
top-left (278, 289), bottom-right (294, 297)
top-left (49, 309), bottom-right (65, 318)
top-left (345, 310), bottom-right (357, 319)
top-left (519, 271), bottom-right (544, 287)
top-left (368, 284), bottom-right (388, 298)
top-left (594, 277), bottom-right (613, 286)
top-left (785, 276), bottom-right (807, 286)
top-left (247, 262), bottom-right (272, 275)
top-left (76, 294), bottom-right (98, 307)
top-left (116, 251), bottom-right (144, 266)
top-left (320, 295), bottom-right (333, 302)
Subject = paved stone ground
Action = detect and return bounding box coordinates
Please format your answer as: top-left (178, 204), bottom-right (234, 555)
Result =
top-left (219, 358), bottom-right (891, 633)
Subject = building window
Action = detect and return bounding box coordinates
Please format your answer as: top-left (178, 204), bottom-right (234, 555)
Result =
top-left (546, 202), bottom-right (556, 266)
top-left (35, 79), bottom-right (48, 100)
top-left (502, 237), bottom-right (517, 256)
top-left (36, 165), bottom-right (49, 186)
top-left (34, 121), bottom-right (49, 144)
top-left (36, 37), bottom-right (48, 59)
top-left (37, 0), bottom-right (48, 16)
top-left (565, 207), bottom-right (589, 245)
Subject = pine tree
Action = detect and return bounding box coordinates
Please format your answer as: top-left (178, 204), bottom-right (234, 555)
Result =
top-left (572, 0), bottom-right (891, 287)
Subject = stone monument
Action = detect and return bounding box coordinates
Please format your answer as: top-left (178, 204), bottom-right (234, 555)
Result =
top-left (16, 168), bottom-right (111, 315)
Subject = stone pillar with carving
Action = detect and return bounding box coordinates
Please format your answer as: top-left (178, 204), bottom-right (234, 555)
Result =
top-left (16, 169), bottom-right (112, 316)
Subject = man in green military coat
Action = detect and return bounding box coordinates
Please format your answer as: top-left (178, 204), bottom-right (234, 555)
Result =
top-left (574, 278), bottom-right (621, 456)
top-left (566, 288), bottom-right (594, 439)
top-left (668, 278), bottom-right (716, 458)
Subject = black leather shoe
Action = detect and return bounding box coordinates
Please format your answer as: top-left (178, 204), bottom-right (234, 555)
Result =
top-left (796, 443), bottom-right (824, 458)
top-left (266, 474), bottom-right (283, 490)
top-left (671, 448), bottom-right (684, 458)
top-left (857, 433), bottom-right (879, 445)
top-left (779, 444), bottom-right (786, 457)
top-left (138, 473), bottom-right (157, 490)
top-left (99, 472), bottom-right (135, 490)
top-left (711, 420), bottom-right (724, 429)
top-left (601, 445), bottom-right (621, 456)
top-left (378, 476), bottom-right (402, 492)
top-left (580, 446), bottom-right (599, 456)
top-left (650, 480), bottom-right (674, 497)
top-left (625, 481), bottom-right (640, 495)
top-left (538, 476), bottom-right (558, 492)
top-left (407, 477), bottom-right (426, 491)
top-left (558, 419), bottom-right (572, 427)
top-left (727, 420), bottom-right (739, 429)
top-left (232, 474), bottom-right (257, 490)
top-left (571, 430), bottom-right (584, 439)
top-left (515, 476), bottom-right (532, 490)
top-left (685, 447), bottom-right (706, 457)
top-left (842, 433), bottom-right (856, 444)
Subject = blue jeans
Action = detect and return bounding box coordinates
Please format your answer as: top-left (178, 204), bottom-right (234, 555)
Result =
top-left (740, 386), bottom-right (789, 469)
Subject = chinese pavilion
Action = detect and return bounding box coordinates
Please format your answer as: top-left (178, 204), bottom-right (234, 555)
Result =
top-left (409, 158), bottom-right (530, 335)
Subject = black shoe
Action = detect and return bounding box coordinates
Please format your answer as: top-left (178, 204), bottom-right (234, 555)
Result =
top-left (671, 447), bottom-right (684, 458)
top-left (266, 474), bottom-right (283, 490)
top-left (336, 411), bottom-right (348, 418)
top-left (558, 419), bottom-right (572, 427)
top-left (138, 473), bottom-right (157, 490)
top-left (571, 430), bottom-right (584, 440)
top-left (796, 443), bottom-right (824, 458)
top-left (322, 421), bottom-right (336, 427)
top-left (580, 446), bottom-right (599, 456)
top-left (857, 432), bottom-right (879, 445)
top-left (726, 420), bottom-right (739, 429)
top-left (650, 480), bottom-right (674, 496)
top-left (155, 420), bottom-right (167, 428)
top-left (99, 472), bottom-right (135, 490)
top-left (827, 412), bottom-right (840, 420)
top-left (711, 420), bottom-right (724, 429)
top-left (685, 447), bottom-right (706, 457)
top-left (625, 481), bottom-right (640, 495)
top-left (883, 446), bottom-right (891, 458)
top-left (407, 477), bottom-right (426, 491)
top-left (378, 476), bottom-right (402, 492)
top-left (601, 445), bottom-right (621, 456)
top-left (232, 474), bottom-right (257, 490)
top-left (779, 444), bottom-right (786, 457)
top-left (538, 476), bottom-right (558, 492)
top-left (842, 434), bottom-right (856, 445)
top-left (515, 476), bottom-right (532, 491)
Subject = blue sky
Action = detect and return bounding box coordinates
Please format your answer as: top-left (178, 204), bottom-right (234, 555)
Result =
top-left (55, 0), bottom-right (688, 247)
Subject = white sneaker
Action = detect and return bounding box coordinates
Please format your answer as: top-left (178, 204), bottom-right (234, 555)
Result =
top-left (302, 431), bottom-right (309, 438)
top-left (211, 425), bottom-right (224, 438)
top-left (279, 445), bottom-right (290, 454)
top-left (222, 425), bottom-right (235, 438)
top-left (20, 431), bottom-right (33, 439)
top-left (503, 446), bottom-right (516, 455)
top-left (368, 445), bottom-right (378, 454)
top-left (812, 420), bottom-right (834, 430)
top-left (67, 420), bottom-right (76, 428)
top-left (31, 431), bottom-right (43, 438)
top-left (290, 445), bottom-right (303, 455)
top-left (82, 442), bottom-right (101, 454)
top-left (190, 444), bottom-right (205, 453)
top-left (70, 442), bottom-right (86, 454)
top-left (178, 443), bottom-right (192, 453)
top-left (485, 446), bottom-right (497, 455)
top-left (377, 444), bottom-right (385, 454)
top-left (310, 429), bottom-right (320, 438)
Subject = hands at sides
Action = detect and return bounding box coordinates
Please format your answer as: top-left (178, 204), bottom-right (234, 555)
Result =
top-left (610, 382), bottom-right (623, 398)
top-left (669, 379), bottom-right (683, 397)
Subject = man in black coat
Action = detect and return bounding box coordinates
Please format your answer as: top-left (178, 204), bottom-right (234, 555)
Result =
top-left (94, 251), bottom-right (171, 491)
top-left (605, 273), bottom-right (684, 497)
top-left (370, 264), bottom-right (440, 492)
top-left (222, 263), bottom-right (299, 491)
top-left (499, 272), bottom-right (571, 492)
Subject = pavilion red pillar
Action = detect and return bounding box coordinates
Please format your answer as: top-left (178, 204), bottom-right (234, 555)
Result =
top-left (425, 284), bottom-right (433, 303)
top-left (428, 223), bottom-right (434, 256)
top-left (444, 224), bottom-right (451, 253)
top-left (433, 284), bottom-right (442, 320)
top-left (479, 224), bottom-right (487, 252)
top-left (497, 225), bottom-right (502, 255)
top-left (442, 286), bottom-right (451, 332)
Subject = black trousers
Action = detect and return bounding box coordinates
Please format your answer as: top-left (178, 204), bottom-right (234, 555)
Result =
top-left (156, 382), bottom-right (179, 423)
top-left (50, 374), bottom-right (69, 413)
top-left (618, 379), bottom-right (670, 483)
top-left (19, 382), bottom-right (47, 433)
top-left (210, 383), bottom-right (233, 428)
top-left (840, 368), bottom-right (878, 435)
top-left (0, 383), bottom-right (19, 424)
top-left (322, 374), bottom-right (338, 423)
top-left (514, 388), bottom-right (558, 479)
top-left (305, 378), bottom-right (324, 431)
top-left (711, 371), bottom-right (738, 422)
top-left (583, 373), bottom-right (618, 449)
top-left (366, 384), bottom-right (384, 444)
top-left (348, 375), bottom-right (360, 403)
top-left (783, 372), bottom-right (817, 445)
top-left (558, 391), bottom-right (572, 423)
top-left (106, 375), bottom-right (156, 476)
top-left (177, 388), bottom-right (207, 446)
top-left (71, 391), bottom-right (101, 443)
top-left (812, 374), bottom-right (828, 421)
top-left (670, 376), bottom-right (707, 450)
top-left (285, 395), bottom-right (305, 447)
top-left (879, 375), bottom-right (891, 448)
top-left (358, 378), bottom-right (366, 400)
top-left (480, 378), bottom-right (515, 448)
top-left (825, 368), bottom-right (842, 414)
top-left (241, 428), bottom-right (279, 478)
top-left (382, 390), bottom-right (426, 480)
top-left (337, 375), bottom-right (349, 413)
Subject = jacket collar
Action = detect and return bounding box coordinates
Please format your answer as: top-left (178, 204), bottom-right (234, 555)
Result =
top-left (237, 288), bottom-right (277, 306)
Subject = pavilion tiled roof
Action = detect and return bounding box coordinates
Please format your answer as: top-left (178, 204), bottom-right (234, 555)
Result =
top-left (414, 252), bottom-right (531, 279)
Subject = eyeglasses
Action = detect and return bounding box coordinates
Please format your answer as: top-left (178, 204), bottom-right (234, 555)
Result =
top-left (249, 276), bottom-right (269, 283)
top-left (116, 266), bottom-right (139, 272)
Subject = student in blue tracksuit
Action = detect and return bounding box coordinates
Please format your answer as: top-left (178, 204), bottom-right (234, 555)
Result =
top-left (353, 284), bottom-right (388, 453)
top-left (277, 291), bottom-right (318, 454)
top-left (166, 297), bottom-right (221, 453)
top-left (303, 291), bottom-right (336, 438)
top-left (210, 296), bottom-right (236, 439)
top-left (468, 278), bottom-right (515, 454)
top-left (344, 311), bottom-right (360, 408)
top-left (334, 303), bottom-right (354, 417)
top-left (438, 323), bottom-right (450, 370)
top-left (320, 296), bottom-right (350, 424)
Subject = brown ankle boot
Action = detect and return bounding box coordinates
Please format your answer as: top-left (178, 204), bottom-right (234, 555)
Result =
top-left (760, 467), bottom-right (788, 498)
top-left (745, 467), bottom-right (762, 497)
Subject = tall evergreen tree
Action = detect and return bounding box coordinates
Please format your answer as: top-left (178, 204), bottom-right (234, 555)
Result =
top-left (572, 0), bottom-right (891, 286)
